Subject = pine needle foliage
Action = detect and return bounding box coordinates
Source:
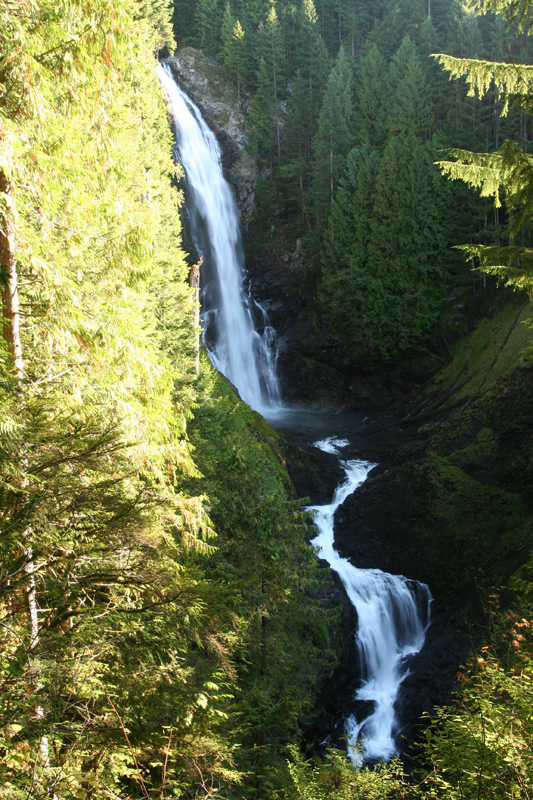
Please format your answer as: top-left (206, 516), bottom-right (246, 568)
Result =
top-left (179, 357), bottom-right (341, 795)
top-left (0, 1), bottom-right (245, 796)
top-left (434, 0), bottom-right (533, 299)
top-left (434, 54), bottom-right (533, 113)
top-left (466, 0), bottom-right (533, 33)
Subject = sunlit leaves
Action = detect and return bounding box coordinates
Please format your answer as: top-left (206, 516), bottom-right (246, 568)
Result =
top-left (420, 635), bottom-right (533, 800)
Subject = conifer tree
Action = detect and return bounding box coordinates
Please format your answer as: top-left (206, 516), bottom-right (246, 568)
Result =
top-left (375, 0), bottom-right (426, 58)
top-left (279, 67), bottom-right (315, 230)
top-left (195, 0), bottom-right (221, 52)
top-left (319, 145), bottom-right (381, 335)
top-left (0, 2), bottom-right (240, 795)
top-left (434, 0), bottom-right (533, 298)
top-left (366, 134), bottom-right (446, 355)
top-left (264, 0), bottom-right (286, 102)
top-left (222, 7), bottom-right (248, 98)
top-left (364, 43), bottom-right (446, 356)
top-left (355, 43), bottom-right (389, 149)
top-left (248, 56), bottom-right (277, 161)
top-left (296, 0), bottom-right (322, 98)
top-left (137, 0), bottom-right (176, 52)
top-left (221, 2), bottom-right (237, 68)
top-left (311, 44), bottom-right (353, 227)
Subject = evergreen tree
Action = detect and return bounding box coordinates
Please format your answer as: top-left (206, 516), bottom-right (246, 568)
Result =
top-left (450, 2), bottom-right (486, 57)
top-left (137, 0), bottom-right (176, 53)
top-left (355, 43), bottom-right (389, 149)
top-left (435, 0), bottom-right (533, 299)
top-left (319, 145), bottom-right (381, 337)
top-left (366, 134), bottom-right (446, 356)
top-left (388, 41), bottom-right (434, 139)
top-left (221, 2), bottom-right (236, 71)
top-left (264, 0), bottom-right (286, 101)
top-left (362, 44), bottom-right (446, 356)
top-left (279, 67), bottom-right (315, 231)
top-left (295, 0), bottom-right (321, 98)
top-left (311, 44), bottom-right (353, 227)
top-left (221, 5), bottom-right (248, 98)
top-left (374, 0), bottom-right (426, 58)
top-left (195, 0), bottom-right (221, 53)
top-left (171, 0), bottom-right (197, 45)
top-left (419, 598), bottom-right (533, 800)
top-left (388, 34), bottom-right (419, 91)
top-left (248, 56), bottom-right (277, 161)
top-left (0, 2), bottom-right (240, 794)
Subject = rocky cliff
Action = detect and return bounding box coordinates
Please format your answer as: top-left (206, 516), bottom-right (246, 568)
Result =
top-left (166, 48), bottom-right (258, 223)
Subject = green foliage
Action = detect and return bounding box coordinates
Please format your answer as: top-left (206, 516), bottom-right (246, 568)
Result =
top-left (248, 56), bottom-right (277, 161)
top-left (365, 138), bottom-right (445, 357)
top-left (319, 41), bottom-right (447, 358)
top-left (221, 3), bottom-right (248, 97)
top-left (0, 1), bottom-right (245, 796)
top-left (137, 0), bottom-right (176, 53)
top-left (284, 746), bottom-right (408, 800)
top-left (319, 145), bottom-right (380, 343)
top-left (469, 0), bottom-right (533, 34)
top-left (418, 603), bottom-right (533, 800)
top-left (355, 44), bottom-right (389, 149)
top-left (435, 0), bottom-right (533, 301)
top-left (195, 0), bottom-right (221, 52)
top-left (312, 45), bottom-right (353, 227)
top-left (183, 362), bottom-right (340, 789)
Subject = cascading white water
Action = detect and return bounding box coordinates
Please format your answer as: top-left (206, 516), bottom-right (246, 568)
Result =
top-left (158, 64), bottom-right (430, 765)
top-left (157, 64), bottom-right (282, 417)
top-left (309, 437), bottom-right (431, 764)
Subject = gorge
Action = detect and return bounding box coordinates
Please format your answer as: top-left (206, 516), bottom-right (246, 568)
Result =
top-left (1, 2), bottom-right (532, 796)
top-left (159, 61), bottom-right (435, 764)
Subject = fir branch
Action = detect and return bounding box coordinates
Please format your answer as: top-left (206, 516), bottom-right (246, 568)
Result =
top-left (432, 53), bottom-right (533, 110)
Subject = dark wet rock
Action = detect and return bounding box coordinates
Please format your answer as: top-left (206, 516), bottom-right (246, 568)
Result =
top-left (395, 612), bottom-right (473, 762)
top-left (243, 237), bottom-right (445, 411)
top-left (284, 366), bottom-right (533, 762)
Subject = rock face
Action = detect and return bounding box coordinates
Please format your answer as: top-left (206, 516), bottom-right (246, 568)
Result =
top-left (166, 48), bottom-right (258, 223)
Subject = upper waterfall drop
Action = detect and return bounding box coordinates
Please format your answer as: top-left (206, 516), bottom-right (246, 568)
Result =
top-left (157, 64), bottom-right (283, 418)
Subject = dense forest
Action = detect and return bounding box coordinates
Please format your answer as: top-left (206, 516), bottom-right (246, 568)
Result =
top-left (0, 0), bottom-right (532, 799)
top-left (172, 0), bottom-right (533, 357)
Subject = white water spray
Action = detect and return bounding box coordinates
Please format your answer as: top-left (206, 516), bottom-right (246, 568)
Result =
top-left (309, 438), bottom-right (431, 763)
top-left (158, 64), bottom-right (282, 417)
top-left (158, 64), bottom-right (431, 764)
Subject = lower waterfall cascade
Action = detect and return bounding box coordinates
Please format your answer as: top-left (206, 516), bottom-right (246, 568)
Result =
top-left (309, 437), bottom-right (432, 762)
top-left (158, 63), bottom-right (432, 764)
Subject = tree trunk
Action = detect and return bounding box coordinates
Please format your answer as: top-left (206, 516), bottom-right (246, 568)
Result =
top-left (1, 167), bottom-right (52, 782)
top-left (0, 169), bottom-right (23, 380)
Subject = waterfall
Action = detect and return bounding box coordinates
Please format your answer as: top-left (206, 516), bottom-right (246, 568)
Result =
top-left (157, 64), bottom-right (283, 418)
top-left (309, 437), bottom-right (431, 764)
top-left (158, 63), bottom-right (431, 765)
